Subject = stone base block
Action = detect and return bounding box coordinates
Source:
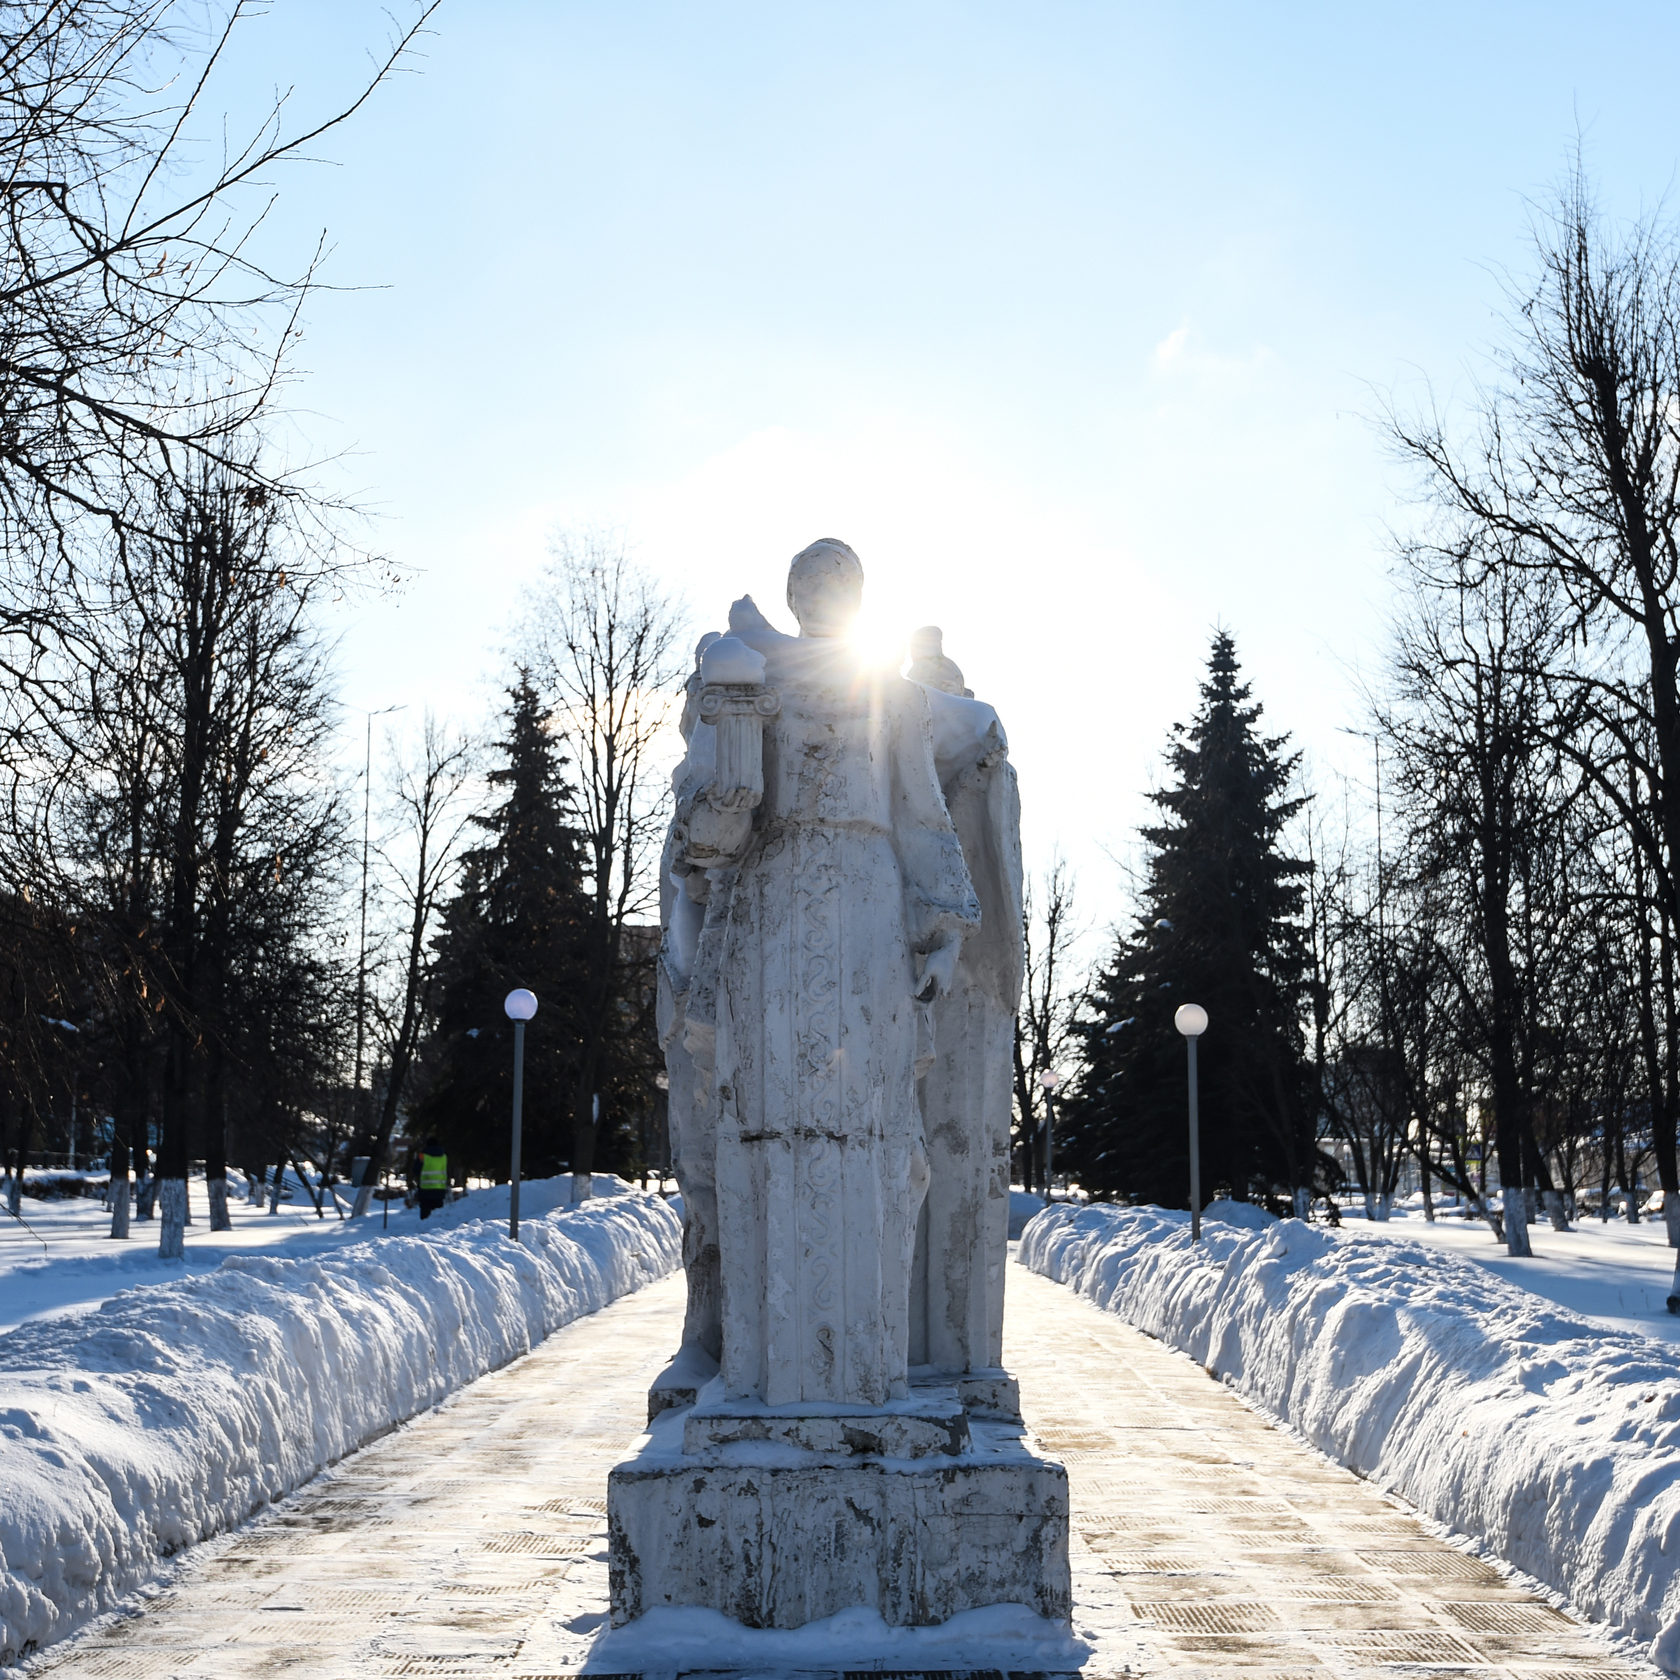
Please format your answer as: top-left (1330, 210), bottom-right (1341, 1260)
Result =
top-left (646, 1345), bottom-right (720, 1424)
top-left (607, 1411), bottom-right (1070, 1630)
top-left (683, 1380), bottom-right (971, 1459)
top-left (952, 1369), bottom-right (1021, 1421)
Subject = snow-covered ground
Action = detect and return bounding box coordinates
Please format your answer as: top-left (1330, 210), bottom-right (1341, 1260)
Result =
top-left (0, 1188), bottom-right (681, 1666)
top-left (1336, 1203), bottom-right (1680, 1344)
top-left (1022, 1200), bottom-right (1680, 1674)
top-left (0, 1171), bottom-right (644, 1333)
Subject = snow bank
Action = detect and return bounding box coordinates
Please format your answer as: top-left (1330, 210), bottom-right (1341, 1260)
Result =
top-left (1007, 1188), bottom-right (1088, 1238)
top-left (1022, 1202), bottom-right (1680, 1669)
top-left (423, 1170), bottom-right (634, 1230)
top-left (14, 1170), bottom-right (107, 1200)
top-left (0, 1193), bottom-right (680, 1666)
top-left (1197, 1195), bottom-right (1278, 1231)
top-left (1009, 1188), bottom-right (1046, 1238)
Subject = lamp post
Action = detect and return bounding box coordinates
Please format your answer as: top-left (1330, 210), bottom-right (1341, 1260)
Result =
top-left (1174, 1003), bottom-right (1208, 1242)
top-left (1039, 1067), bottom-right (1061, 1208)
top-left (503, 989), bottom-right (538, 1240)
top-left (351, 704), bottom-right (405, 1207)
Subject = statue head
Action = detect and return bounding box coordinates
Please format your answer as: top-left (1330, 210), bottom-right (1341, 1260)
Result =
top-left (906, 625), bottom-right (972, 696)
top-left (786, 538), bottom-right (863, 639)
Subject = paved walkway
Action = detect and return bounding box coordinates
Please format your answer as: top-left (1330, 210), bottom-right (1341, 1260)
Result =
top-left (30, 1261), bottom-right (1651, 1680)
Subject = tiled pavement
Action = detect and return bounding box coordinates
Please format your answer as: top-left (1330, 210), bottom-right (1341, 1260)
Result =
top-left (26, 1259), bottom-right (1655, 1680)
top-left (1004, 1263), bottom-right (1649, 1680)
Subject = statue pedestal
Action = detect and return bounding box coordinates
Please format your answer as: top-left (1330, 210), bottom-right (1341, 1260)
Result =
top-left (607, 1377), bottom-right (1070, 1631)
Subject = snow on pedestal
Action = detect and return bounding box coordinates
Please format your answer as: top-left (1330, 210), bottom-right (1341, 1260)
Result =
top-left (614, 542), bottom-right (1069, 1631)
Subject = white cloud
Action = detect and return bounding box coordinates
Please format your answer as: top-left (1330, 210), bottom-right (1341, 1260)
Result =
top-left (1150, 320), bottom-right (1277, 384)
top-left (1154, 323), bottom-right (1192, 365)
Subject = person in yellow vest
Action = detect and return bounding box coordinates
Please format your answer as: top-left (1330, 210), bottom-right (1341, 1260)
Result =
top-left (417, 1137), bottom-right (448, 1220)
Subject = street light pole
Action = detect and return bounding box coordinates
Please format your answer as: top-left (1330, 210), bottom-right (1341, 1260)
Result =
top-left (1038, 1067), bottom-right (1061, 1208)
top-left (1175, 1004), bottom-right (1208, 1242)
top-left (352, 704), bottom-right (404, 1205)
top-left (510, 1021), bottom-right (525, 1238)
top-left (504, 989), bottom-right (539, 1240)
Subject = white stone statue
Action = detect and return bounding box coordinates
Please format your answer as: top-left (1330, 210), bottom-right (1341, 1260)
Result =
top-left (676, 540), bottom-right (979, 1408)
top-left (616, 544), bottom-right (1067, 1634)
top-left (906, 627), bottom-right (1024, 1377)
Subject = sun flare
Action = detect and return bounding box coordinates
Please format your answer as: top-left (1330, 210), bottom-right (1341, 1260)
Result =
top-left (846, 609), bottom-right (911, 674)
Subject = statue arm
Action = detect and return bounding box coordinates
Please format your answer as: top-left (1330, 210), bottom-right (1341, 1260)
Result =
top-left (922, 687), bottom-right (1005, 783)
top-left (948, 759), bottom-right (1025, 1009)
top-left (891, 684), bottom-right (980, 999)
top-left (670, 719), bottom-right (756, 871)
top-left (675, 636), bottom-right (782, 868)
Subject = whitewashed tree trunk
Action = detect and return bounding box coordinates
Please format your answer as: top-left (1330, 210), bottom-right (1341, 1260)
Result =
top-left (1292, 1186), bottom-right (1310, 1220)
top-left (571, 1171), bottom-right (593, 1203)
top-left (351, 1175), bottom-right (376, 1219)
top-left (158, 1177), bottom-right (187, 1259)
top-left (1375, 1193), bottom-right (1391, 1222)
top-left (109, 1174), bottom-right (130, 1239)
top-left (6, 1174), bottom-right (19, 1216)
top-left (1543, 1188), bottom-right (1569, 1231)
top-left (207, 1176), bottom-right (231, 1231)
top-left (1361, 1192), bottom-right (1376, 1221)
top-left (1502, 1185), bottom-right (1532, 1257)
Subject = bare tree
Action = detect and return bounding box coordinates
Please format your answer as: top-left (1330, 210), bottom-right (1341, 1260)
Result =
top-left (1013, 857), bottom-right (1080, 1193)
top-left (40, 457), bottom-right (349, 1256)
top-left (1298, 767), bottom-right (1421, 1226)
top-left (0, 2), bottom-right (433, 583)
top-left (351, 717), bottom-right (474, 1217)
top-left (523, 533), bottom-right (684, 1196)
top-left (0, 3), bottom-right (431, 1248)
top-left (1388, 160), bottom-right (1680, 1244)
top-left (1377, 550), bottom-right (1578, 1254)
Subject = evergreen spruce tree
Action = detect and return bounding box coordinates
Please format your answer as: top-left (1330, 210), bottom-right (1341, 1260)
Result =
top-left (414, 675), bottom-right (592, 1178)
top-left (1063, 632), bottom-right (1314, 1206)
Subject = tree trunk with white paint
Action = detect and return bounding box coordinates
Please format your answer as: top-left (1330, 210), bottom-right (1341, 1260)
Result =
top-left (159, 1177), bottom-right (187, 1259)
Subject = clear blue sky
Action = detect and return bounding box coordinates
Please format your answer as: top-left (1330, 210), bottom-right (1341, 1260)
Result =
top-left (225, 1), bottom-right (1680, 933)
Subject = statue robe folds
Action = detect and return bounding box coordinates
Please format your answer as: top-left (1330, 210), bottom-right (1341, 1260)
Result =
top-left (657, 662), bottom-right (724, 1373)
top-left (692, 634), bottom-right (979, 1408)
top-left (911, 688), bottom-right (1023, 1375)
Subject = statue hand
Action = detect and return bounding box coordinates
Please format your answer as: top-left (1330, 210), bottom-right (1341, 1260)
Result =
top-left (729, 594), bottom-right (775, 634)
top-left (914, 937), bottom-right (961, 1003)
top-left (683, 799), bottom-right (754, 865)
top-left (707, 783), bottom-right (759, 815)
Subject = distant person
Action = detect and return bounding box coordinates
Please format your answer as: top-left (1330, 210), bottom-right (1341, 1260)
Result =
top-left (417, 1138), bottom-right (448, 1220)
